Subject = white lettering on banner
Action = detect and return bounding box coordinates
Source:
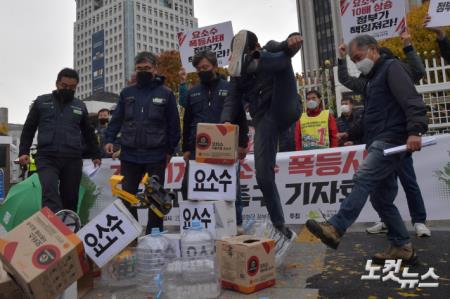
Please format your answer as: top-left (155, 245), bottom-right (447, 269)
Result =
top-left (177, 21), bottom-right (234, 73)
top-left (426, 0), bottom-right (450, 28)
top-left (77, 199), bottom-right (142, 267)
top-left (340, 0), bottom-right (407, 42)
top-left (188, 161), bottom-right (237, 201)
top-left (89, 135), bottom-right (450, 225)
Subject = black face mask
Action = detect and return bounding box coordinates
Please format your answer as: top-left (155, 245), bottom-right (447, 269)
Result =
top-left (136, 71), bottom-right (154, 87)
top-left (58, 89), bottom-right (75, 102)
top-left (99, 118), bottom-right (109, 125)
top-left (198, 70), bottom-right (215, 84)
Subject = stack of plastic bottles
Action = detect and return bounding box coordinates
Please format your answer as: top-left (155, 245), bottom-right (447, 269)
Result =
top-left (136, 228), bottom-right (168, 298)
top-left (163, 220), bottom-right (220, 298)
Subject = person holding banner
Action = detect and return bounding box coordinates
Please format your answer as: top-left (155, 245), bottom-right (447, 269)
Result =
top-left (306, 35), bottom-right (428, 266)
top-left (294, 90), bottom-right (338, 151)
top-left (336, 34), bottom-right (431, 237)
top-left (181, 50), bottom-right (249, 231)
top-left (104, 52), bottom-right (181, 234)
top-left (222, 30), bottom-right (303, 262)
top-left (424, 14), bottom-right (450, 63)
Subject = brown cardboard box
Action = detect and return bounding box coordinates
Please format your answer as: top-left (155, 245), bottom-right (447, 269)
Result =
top-left (216, 235), bottom-right (276, 294)
top-left (77, 261), bottom-right (94, 299)
top-left (0, 261), bottom-right (27, 299)
top-left (0, 207), bottom-right (88, 299)
top-left (195, 123), bottom-right (238, 164)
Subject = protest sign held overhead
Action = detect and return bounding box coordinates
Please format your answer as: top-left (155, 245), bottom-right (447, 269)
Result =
top-left (177, 21), bottom-right (234, 73)
top-left (340, 0), bottom-right (407, 42)
top-left (426, 0), bottom-right (450, 28)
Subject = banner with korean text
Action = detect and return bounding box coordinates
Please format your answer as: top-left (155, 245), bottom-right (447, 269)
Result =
top-left (340, 0), bottom-right (407, 42)
top-left (88, 135), bottom-right (450, 225)
top-left (177, 21), bottom-right (234, 73)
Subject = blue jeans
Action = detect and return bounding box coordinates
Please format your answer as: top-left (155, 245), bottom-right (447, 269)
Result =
top-left (398, 154), bottom-right (427, 224)
top-left (329, 141), bottom-right (411, 247)
top-left (252, 51), bottom-right (299, 226)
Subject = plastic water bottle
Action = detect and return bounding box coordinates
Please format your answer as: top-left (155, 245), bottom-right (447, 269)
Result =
top-left (180, 220), bottom-right (217, 285)
top-left (101, 247), bottom-right (137, 287)
top-left (136, 228), bottom-right (168, 297)
top-left (243, 215), bottom-right (273, 236)
top-left (163, 258), bottom-right (221, 299)
top-left (181, 220), bottom-right (215, 259)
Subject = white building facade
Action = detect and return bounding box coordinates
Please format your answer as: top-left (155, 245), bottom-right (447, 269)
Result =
top-left (74, 0), bottom-right (198, 99)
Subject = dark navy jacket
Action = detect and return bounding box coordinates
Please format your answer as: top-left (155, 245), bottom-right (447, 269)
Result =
top-left (182, 77), bottom-right (249, 153)
top-left (221, 34), bottom-right (302, 129)
top-left (105, 78), bottom-right (181, 164)
top-left (362, 58), bottom-right (427, 146)
top-left (19, 91), bottom-right (100, 159)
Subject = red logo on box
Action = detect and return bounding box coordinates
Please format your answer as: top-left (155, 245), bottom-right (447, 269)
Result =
top-left (247, 256), bottom-right (260, 277)
top-left (32, 244), bottom-right (61, 269)
top-left (196, 133), bottom-right (211, 150)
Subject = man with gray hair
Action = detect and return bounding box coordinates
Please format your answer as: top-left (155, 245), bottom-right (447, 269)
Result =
top-left (105, 51), bottom-right (181, 234)
top-left (306, 34), bottom-right (428, 266)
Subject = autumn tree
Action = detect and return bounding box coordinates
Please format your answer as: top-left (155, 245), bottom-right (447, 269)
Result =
top-left (379, 2), bottom-right (450, 60)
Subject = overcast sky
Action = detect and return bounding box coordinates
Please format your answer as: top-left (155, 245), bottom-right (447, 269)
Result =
top-left (0, 0), bottom-right (301, 124)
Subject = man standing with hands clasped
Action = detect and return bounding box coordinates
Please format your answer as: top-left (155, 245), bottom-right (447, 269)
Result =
top-left (104, 52), bottom-right (180, 234)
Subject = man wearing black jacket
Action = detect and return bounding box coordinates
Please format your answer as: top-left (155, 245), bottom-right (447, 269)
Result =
top-left (306, 35), bottom-right (428, 266)
top-left (336, 34), bottom-right (431, 238)
top-left (19, 68), bottom-right (101, 213)
top-left (182, 50), bottom-right (249, 229)
top-left (104, 52), bottom-right (180, 234)
top-left (222, 30), bottom-right (303, 267)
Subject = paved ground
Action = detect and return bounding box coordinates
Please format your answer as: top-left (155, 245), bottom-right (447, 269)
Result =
top-left (85, 221), bottom-right (450, 299)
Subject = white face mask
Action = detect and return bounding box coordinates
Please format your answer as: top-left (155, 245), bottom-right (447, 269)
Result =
top-left (307, 100), bottom-right (319, 110)
top-left (356, 57), bottom-right (374, 75)
top-left (341, 105), bottom-right (351, 114)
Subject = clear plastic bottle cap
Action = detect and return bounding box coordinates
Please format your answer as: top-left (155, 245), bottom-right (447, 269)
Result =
top-left (151, 227), bottom-right (161, 236)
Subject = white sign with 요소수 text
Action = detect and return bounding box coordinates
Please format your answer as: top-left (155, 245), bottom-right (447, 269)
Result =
top-left (179, 201), bottom-right (216, 235)
top-left (187, 161), bottom-right (237, 201)
top-left (426, 0), bottom-right (450, 28)
top-left (340, 0), bottom-right (407, 42)
top-left (77, 199), bottom-right (143, 267)
top-left (177, 21), bottom-right (234, 73)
